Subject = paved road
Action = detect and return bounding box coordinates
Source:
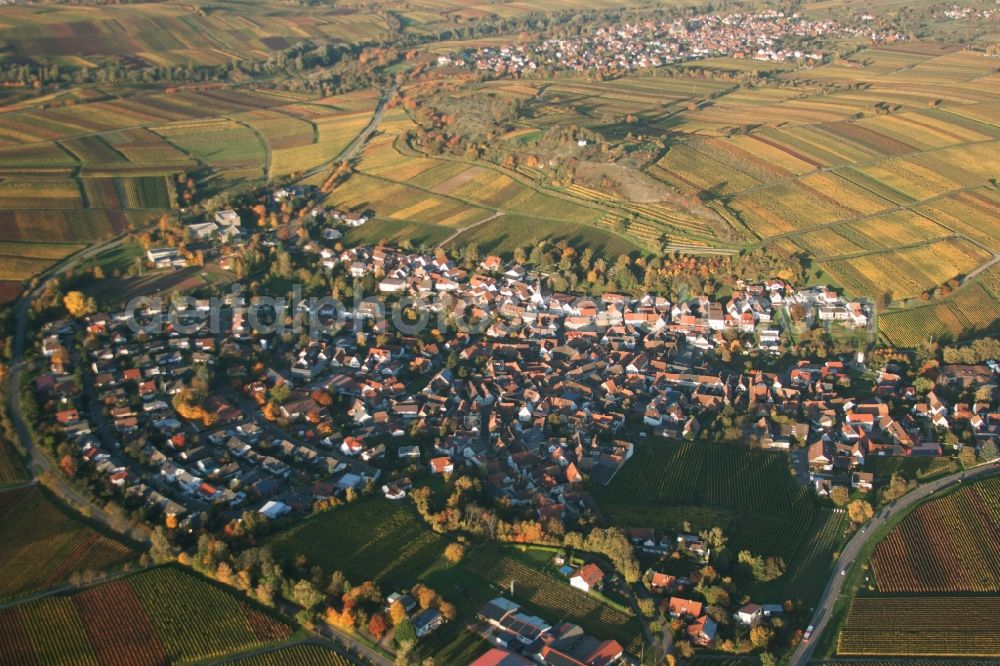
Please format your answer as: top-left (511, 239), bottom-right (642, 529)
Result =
top-left (963, 252), bottom-right (1000, 282)
top-left (272, 599), bottom-right (392, 666)
top-left (298, 84), bottom-right (395, 182)
top-left (789, 462), bottom-right (1000, 666)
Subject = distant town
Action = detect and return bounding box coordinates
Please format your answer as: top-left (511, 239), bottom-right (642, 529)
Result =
top-left (440, 10), bottom-right (907, 76)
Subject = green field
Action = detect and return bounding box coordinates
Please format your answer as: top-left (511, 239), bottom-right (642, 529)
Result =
top-left (865, 455), bottom-right (957, 481)
top-left (446, 213), bottom-right (639, 258)
top-left (770, 508), bottom-right (849, 604)
top-left (269, 500), bottom-right (447, 589)
top-left (0, 486), bottom-right (138, 601)
top-left (597, 439), bottom-right (813, 561)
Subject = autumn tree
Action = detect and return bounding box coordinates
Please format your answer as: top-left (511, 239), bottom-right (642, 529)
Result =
top-left (63, 291), bottom-right (95, 318)
top-left (879, 473), bottom-right (914, 503)
top-left (443, 542), bottom-right (466, 563)
top-left (848, 499), bottom-right (874, 524)
top-left (292, 579), bottom-right (324, 611)
top-left (59, 454), bottom-right (78, 477)
top-left (829, 486), bottom-right (850, 507)
top-left (389, 599), bottom-right (407, 625)
top-left (750, 625), bottom-right (773, 649)
top-left (413, 583), bottom-right (438, 610)
top-left (149, 526), bottom-right (174, 564)
top-left (369, 612), bottom-right (388, 639)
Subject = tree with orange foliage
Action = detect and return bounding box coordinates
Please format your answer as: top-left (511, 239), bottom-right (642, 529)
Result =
top-left (443, 543), bottom-right (465, 563)
top-left (369, 612), bottom-right (388, 639)
top-left (63, 291), bottom-right (95, 318)
top-left (172, 389), bottom-right (215, 426)
top-left (388, 600), bottom-right (407, 626)
top-left (311, 390), bottom-right (333, 407)
top-left (413, 584), bottom-right (438, 610)
top-left (59, 454), bottom-right (78, 477)
top-left (439, 601), bottom-right (456, 621)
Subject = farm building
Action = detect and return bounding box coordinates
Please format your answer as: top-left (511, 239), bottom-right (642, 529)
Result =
top-left (413, 608), bottom-right (443, 637)
top-left (470, 648), bottom-right (532, 666)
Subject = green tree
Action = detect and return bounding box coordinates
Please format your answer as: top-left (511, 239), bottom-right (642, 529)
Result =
top-left (149, 527), bottom-right (174, 564)
top-left (292, 579), bottom-right (324, 611)
top-left (394, 618), bottom-right (416, 646)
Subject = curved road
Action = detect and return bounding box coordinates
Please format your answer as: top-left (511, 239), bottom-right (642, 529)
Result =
top-left (3, 83), bottom-right (397, 530)
top-left (789, 462), bottom-right (1000, 666)
top-left (5, 237), bottom-right (149, 541)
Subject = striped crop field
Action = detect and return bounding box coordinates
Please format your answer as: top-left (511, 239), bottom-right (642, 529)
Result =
top-left (0, 566), bottom-right (292, 665)
top-left (871, 477), bottom-right (1000, 593)
top-left (838, 597), bottom-right (1000, 657)
top-left (0, 487), bottom-right (137, 601)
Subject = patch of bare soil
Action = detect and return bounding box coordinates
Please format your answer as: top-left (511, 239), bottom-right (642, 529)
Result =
top-left (573, 161), bottom-right (726, 226)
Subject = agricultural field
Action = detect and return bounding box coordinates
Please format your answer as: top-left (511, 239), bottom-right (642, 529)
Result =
top-left (641, 46), bottom-right (1000, 327)
top-left (131, 567), bottom-right (292, 663)
top-left (597, 440), bottom-right (813, 561)
top-left (0, 566), bottom-right (293, 666)
top-left (0, 439), bottom-right (26, 487)
top-left (269, 99), bottom-right (377, 178)
top-left (269, 499), bottom-right (447, 589)
top-left (879, 281), bottom-right (1000, 347)
top-left (870, 477), bottom-right (1000, 593)
top-left (425, 630), bottom-right (491, 666)
top-left (0, 231), bottom-right (86, 280)
top-left (864, 456), bottom-right (957, 481)
top-left (0, 486), bottom-right (137, 601)
top-left (0, 280), bottom-right (22, 304)
top-left (447, 213), bottom-right (639, 258)
top-left (463, 549), bottom-right (645, 654)
top-left (343, 218), bottom-right (454, 249)
top-left (0, 82), bottom-right (383, 284)
top-left (0, 179), bottom-right (82, 209)
top-left (153, 119), bottom-right (265, 174)
top-left (0, 254), bottom-right (62, 281)
top-left (0, 209), bottom-right (147, 243)
top-left (822, 237), bottom-right (989, 302)
top-left (837, 596), bottom-right (1000, 657)
top-left (226, 643), bottom-right (353, 666)
top-left (468, 76), bottom-right (734, 131)
top-left (328, 129), bottom-right (642, 256)
top-left (81, 177), bottom-right (170, 209)
top-left (776, 508), bottom-right (849, 604)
